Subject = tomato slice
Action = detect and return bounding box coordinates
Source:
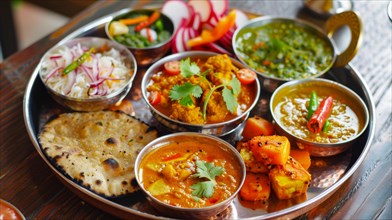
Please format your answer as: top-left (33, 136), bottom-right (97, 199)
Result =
top-left (236, 69), bottom-right (257, 85)
top-left (164, 61), bottom-right (181, 75)
top-left (148, 91), bottom-right (161, 105)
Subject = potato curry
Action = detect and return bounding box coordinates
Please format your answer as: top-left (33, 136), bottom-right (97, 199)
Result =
top-left (138, 139), bottom-right (242, 208)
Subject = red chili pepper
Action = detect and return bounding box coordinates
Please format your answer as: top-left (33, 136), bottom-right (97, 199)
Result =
top-left (162, 153), bottom-right (182, 162)
top-left (307, 96), bottom-right (333, 133)
top-left (135, 11), bottom-right (160, 32)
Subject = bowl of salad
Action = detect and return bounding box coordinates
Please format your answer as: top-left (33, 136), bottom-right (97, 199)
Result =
top-left (106, 8), bottom-right (175, 66)
top-left (39, 37), bottom-right (137, 111)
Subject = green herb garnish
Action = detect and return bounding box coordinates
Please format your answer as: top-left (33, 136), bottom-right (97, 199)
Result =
top-left (191, 160), bottom-right (224, 198)
top-left (169, 58), bottom-right (241, 121)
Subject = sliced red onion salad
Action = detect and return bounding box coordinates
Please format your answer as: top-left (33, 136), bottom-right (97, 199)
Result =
top-left (41, 43), bottom-right (132, 98)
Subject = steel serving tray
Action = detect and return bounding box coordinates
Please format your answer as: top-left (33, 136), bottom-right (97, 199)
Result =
top-left (23, 8), bottom-right (375, 220)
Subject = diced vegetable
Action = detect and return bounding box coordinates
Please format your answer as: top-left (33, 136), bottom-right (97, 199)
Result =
top-left (109, 21), bottom-right (129, 36)
top-left (148, 91), bottom-right (161, 105)
top-left (240, 173), bottom-right (270, 201)
top-left (161, 164), bottom-right (177, 180)
top-left (119, 15), bottom-right (148, 25)
top-left (290, 149), bottom-right (311, 170)
top-left (249, 135), bottom-right (290, 166)
top-left (242, 116), bottom-right (275, 140)
top-left (236, 140), bottom-right (269, 173)
top-left (269, 157), bottom-right (311, 200)
top-left (187, 10), bottom-right (236, 48)
top-left (236, 68), bottom-right (257, 85)
top-left (135, 11), bottom-right (161, 31)
top-left (147, 179), bottom-right (170, 196)
top-left (307, 96), bottom-right (334, 133)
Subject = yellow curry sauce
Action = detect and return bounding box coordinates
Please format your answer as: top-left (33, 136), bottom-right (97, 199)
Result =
top-left (147, 54), bottom-right (256, 124)
top-left (138, 140), bottom-right (242, 208)
top-left (273, 86), bottom-right (362, 143)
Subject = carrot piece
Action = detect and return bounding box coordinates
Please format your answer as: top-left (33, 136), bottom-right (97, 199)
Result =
top-left (119, 15), bottom-right (149, 25)
top-left (242, 116), bottom-right (274, 140)
top-left (240, 173), bottom-right (270, 201)
top-left (249, 136), bottom-right (290, 166)
top-left (162, 153), bottom-right (182, 162)
top-left (307, 96), bottom-right (333, 133)
top-left (135, 11), bottom-right (160, 31)
top-left (290, 149), bottom-right (311, 170)
top-left (187, 10), bottom-right (236, 48)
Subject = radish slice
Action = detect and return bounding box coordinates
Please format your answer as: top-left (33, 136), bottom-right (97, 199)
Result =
top-left (209, 0), bottom-right (228, 18)
top-left (192, 13), bottom-right (202, 31)
top-left (182, 27), bottom-right (191, 51)
top-left (162, 0), bottom-right (191, 30)
top-left (205, 42), bottom-right (233, 56)
top-left (188, 0), bottom-right (212, 23)
top-left (174, 27), bottom-right (185, 53)
top-left (234, 9), bottom-right (249, 28)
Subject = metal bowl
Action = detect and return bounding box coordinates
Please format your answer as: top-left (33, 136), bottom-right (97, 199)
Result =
top-left (38, 37), bottom-right (137, 111)
top-left (105, 8), bottom-right (175, 66)
top-left (233, 11), bottom-right (362, 92)
top-left (141, 51), bottom-right (261, 137)
top-left (270, 78), bottom-right (369, 156)
top-left (134, 132), bottom-right (246, 219)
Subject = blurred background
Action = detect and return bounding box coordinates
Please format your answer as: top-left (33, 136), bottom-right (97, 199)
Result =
top-left (0, 0), bottom-right (96, 61)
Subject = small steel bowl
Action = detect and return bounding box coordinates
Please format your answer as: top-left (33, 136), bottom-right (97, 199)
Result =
top-left (233, 11), bottom-right (362, 92)
top-left (134, 132), bottom-right (246, 219)
top-left (141, 51), bottom-right (261, 137)
top-left (39, 37), bottom-right (137, 111)
top-left (270, 78), bottom-right (369, 156)
top-left (0, 199), bottom-right (26, 220)
top-left (105, 8), bottom-right (175, 66)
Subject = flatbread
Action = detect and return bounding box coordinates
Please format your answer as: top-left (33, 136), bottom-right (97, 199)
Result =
top-left (39, 111), bottom-right (157, 197)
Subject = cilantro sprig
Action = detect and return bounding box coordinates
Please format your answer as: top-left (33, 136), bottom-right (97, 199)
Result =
top-left (191, 160), bottom-right (225, 199)
top-left (169, 58), bottom-right (241, 121)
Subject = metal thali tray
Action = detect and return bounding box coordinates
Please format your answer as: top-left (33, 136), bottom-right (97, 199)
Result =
top-left (23, 8), bottom-right (375, 220)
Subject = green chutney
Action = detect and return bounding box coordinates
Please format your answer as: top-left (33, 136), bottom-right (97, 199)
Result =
top-left (235, 22), bottom-right (334, 80)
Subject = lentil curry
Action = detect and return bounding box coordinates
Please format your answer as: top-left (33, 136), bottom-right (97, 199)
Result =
top-left (272, 83), bottom-right (364, 143)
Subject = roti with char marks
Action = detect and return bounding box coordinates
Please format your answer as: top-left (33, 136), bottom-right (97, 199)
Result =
top-left (39, 111), bottom-right (157, 197)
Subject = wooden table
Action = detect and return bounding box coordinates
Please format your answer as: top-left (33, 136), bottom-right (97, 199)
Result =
top-left (1, 0), bottom-right (391, 219)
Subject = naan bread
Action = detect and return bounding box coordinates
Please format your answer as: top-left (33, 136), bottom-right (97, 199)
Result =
top-left (39, 111), bottom-right (157, 197)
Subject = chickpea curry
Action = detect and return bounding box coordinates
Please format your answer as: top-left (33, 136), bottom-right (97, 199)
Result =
top-left (138, 138), bottom-right (242, 208)
top-left (146, 54), bottom-right (257, 124)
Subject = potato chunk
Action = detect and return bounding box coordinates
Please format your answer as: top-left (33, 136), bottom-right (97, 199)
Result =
top-left (250, 135), bottom-right (290, 166)
top-left (236, 140), bottom-right (269, 173)
top-left (269, 157), bottom-right (311, 200)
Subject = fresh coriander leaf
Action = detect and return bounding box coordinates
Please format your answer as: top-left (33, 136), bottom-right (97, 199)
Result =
top-left (209, 166), bottom-right (225, 179)
top-left (191, 180), bottom-right (215, 198)
top-left (229, 77), bottom-right (241, 96)
top-left (180, 58), bottom-right (200, 78)
top-left (191, 160), bottom-right (225, 199)
top-left (222, 86), bottom-right (238, 113)
top-left (179, 96), bottom-right (194, 106)
top-left (169, 82), bottom-right (202, 106)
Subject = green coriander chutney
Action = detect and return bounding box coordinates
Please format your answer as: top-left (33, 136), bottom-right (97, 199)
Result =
top-left (235, 22), bottom-right (334, 80)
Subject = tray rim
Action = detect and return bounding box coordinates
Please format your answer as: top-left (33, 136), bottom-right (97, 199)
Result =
top-left (22, 8), bottom-right (376, 220)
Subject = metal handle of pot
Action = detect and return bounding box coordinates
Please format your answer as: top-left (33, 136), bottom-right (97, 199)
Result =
top-left (326, 10), bottom-right (363, 67)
